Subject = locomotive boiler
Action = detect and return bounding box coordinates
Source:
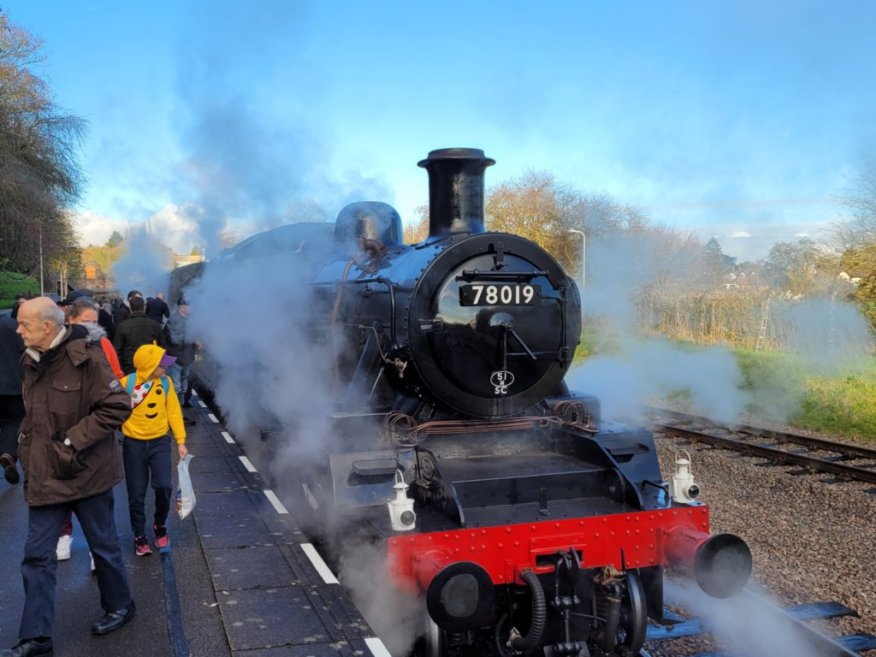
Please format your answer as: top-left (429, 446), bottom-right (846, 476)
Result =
top-left (191, 148), bottom-right (752, 657)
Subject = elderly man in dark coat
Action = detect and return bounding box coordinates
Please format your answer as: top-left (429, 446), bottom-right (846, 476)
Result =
top-left (4, 297), bottom-right (136, 657)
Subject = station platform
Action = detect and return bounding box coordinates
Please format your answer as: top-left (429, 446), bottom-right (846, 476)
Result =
top-left (0, 392), bottom-right (389, 657)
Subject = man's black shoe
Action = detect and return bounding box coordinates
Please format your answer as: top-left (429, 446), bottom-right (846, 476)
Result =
top-left (0, 453), bottom-right (19, 485)
top-left (182, 401), bottom-right (192, 408)
top-left (183, 417), bottom-right (196, 425)
top-left (91, 601), bottom-right (136, 635)
top-left (0, 637), bottom-right (53, 656)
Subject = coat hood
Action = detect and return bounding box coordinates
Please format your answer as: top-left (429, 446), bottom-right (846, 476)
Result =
top-left (132, 343), bottom-right (167, 384)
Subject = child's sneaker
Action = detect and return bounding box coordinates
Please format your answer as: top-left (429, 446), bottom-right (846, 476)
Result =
top-left (134, 535), bottom-right (152, 556)
top-left (153, 524), bottom-right (170, 551)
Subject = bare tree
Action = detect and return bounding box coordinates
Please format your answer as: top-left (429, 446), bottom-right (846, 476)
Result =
top-left (402, 204), bottom-right (428, 244)
top-left (837, 158), bottom-right (876, 249)
top-left (484, 170), bottom-right (648, 272)
top-left (0, 11), bottom-right (85, 280)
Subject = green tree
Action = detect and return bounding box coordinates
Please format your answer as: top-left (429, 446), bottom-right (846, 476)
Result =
top-left (106, 230), bottom-right (124, 248)
top-left (764, 238), bottom-right (820, 296)
top-left (839, 244), bottom-right (876, 331)
top-left (0, 11), bottom-right (84, 282)
top-left (837, 158), bottom-right (876, 330)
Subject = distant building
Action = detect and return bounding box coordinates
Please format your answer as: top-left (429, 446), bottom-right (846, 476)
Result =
top-left (69, 252), bottom-right (206, 295)
top-left (173, 253), bottom-right (206, 269)
top-left (74, 260), bottom-right (112, 294)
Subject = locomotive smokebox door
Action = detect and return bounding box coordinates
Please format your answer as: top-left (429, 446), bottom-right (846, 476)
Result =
top-left (407, 232), bottom-right (581, 418)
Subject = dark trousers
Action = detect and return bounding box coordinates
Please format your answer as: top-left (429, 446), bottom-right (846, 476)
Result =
top-left (0, 394), bottom-right (25, 459)
top-left (123, 435), bottom-right (172, 537)
top-left (20, 488), bottom-right (133, 639)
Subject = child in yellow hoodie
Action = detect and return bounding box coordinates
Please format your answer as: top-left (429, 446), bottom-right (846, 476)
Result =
top-left (120, 344), bottom-right (188, 555)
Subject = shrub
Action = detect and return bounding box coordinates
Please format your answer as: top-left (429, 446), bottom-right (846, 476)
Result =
top-left (0, 271), bottom-right (39, 309)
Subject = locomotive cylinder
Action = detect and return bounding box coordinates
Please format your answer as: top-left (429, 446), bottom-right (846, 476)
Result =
top-left (418, 147), bottom-right (495, 237)
top-left (664, 527), bottom-right (752, 598)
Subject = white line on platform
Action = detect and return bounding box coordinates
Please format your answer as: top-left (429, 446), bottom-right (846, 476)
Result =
top-left (365, 637), bottom-right (392, 657)
top-left (207, 413), bottom-right (219, 423)
top-left (221, 431), bottom-right (235, 444)
top-left (263, 489), bottom-right (289, 515)
top-left (198, 400), bottom-right (207, 408)
top-left (191, 389), bottom-right (198, 397)
top-left (300, 543), bottom-right (339, 584)
top-left (238, 456), bottom-right (257, 473)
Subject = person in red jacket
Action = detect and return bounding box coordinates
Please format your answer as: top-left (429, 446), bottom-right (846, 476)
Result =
top-left (55, 297), bottom-right (125, 564)
top-left (65, 297), bottom-right (123, 377)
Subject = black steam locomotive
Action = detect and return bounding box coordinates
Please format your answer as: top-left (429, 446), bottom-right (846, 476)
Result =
top-left (189, 148), bottom-right (751, 657)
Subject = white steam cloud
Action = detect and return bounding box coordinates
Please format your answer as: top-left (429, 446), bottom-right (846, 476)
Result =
top-left (664, 580), bottom-right (824, 657)
top-left (183, 243), bottom-right (336, 462)
top-left (339, 542), bottom-right (425, 655)
top-left (111, 227), bottom-right (172, 297)
top-left (567, 230), bottom-right (874, 425)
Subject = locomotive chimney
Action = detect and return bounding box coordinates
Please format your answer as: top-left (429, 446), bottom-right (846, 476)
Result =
top-left (418, 147), bottom-right (495, 237)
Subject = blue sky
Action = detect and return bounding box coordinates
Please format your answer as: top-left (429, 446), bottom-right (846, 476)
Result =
top-left (6, 0), bottom-right (875, 260)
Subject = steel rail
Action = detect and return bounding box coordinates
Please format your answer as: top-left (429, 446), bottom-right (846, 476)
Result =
top-left (650, 409), bottom-right (876, 485)
top-left (641, 589), bottom-right (876, 657)
top-left (652, 408), bottom-right (876, 460)
top-left (658, 424), bottom-right (876, 484)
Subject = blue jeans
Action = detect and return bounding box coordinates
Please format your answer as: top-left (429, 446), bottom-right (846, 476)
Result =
top-left (168, 363), bottom-right (190, 404)
top-left (122, 435), bottom-right (172, 537)
top-left (20, 488), bottom-right (132, 638)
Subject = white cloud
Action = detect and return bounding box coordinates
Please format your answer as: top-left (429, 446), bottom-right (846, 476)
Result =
top-left (73, 211), bottom-right (132, 247)
top-left (687, 220), bottom-right (834, 262)
top-left (74, 204), bottom-right (203, 254)
top-left (143, 204), bottom-right (203, 254)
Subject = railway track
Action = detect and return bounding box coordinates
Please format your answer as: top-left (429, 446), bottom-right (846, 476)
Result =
top-left (650, 409), bottom-right (876, 486)
top-left (640, 588), bottom-right (876, 657)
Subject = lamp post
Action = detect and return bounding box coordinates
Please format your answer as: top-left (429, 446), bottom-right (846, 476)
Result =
top-left (38, 221), bottom-right (44, 296)
top-left (567, 228), bottom-right (585, 291)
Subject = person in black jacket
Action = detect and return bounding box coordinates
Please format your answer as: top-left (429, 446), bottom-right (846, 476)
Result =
top-left (145, 292), bottom-right (170, 325)
top-left (112, 290), bottom-right (142, 330)
top-left (164, 301), bottom-right (197, 409)
top-left (113, 296), bottom-right (165, 376)
top-left (0, 314), bottom-right (25, 485)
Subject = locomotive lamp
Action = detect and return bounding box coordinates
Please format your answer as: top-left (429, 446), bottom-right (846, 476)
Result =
top-left (670, 451), bottom-right (701, 503)
top-left (388, 470), bottom-right (416, 531)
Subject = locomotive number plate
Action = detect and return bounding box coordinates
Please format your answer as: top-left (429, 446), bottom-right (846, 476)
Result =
top-left (459, 284), bottom-right (540, 306)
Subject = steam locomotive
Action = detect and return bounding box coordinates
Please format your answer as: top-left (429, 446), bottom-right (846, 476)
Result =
top-left (188, 148), bottom-right (752, 656)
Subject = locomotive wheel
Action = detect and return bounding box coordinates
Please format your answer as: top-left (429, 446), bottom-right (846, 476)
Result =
top-left (613, 571), bottom-right (647, 656)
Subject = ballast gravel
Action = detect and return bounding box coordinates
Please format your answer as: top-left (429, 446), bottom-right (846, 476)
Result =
top-left (647, 432), bottom-right (875, 655)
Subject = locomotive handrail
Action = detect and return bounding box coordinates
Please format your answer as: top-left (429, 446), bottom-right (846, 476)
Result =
top-left (328, 272), bottom-right (401, 348)
top-left (456, 269), bottom-right (548, 282)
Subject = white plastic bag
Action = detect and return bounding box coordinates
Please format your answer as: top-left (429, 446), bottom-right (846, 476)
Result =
top-left (176, 453), bottom-right (196, 520)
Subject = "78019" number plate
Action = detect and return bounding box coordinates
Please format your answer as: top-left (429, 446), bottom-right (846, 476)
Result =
top-left (459, 284), bottom-right (540, 306)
